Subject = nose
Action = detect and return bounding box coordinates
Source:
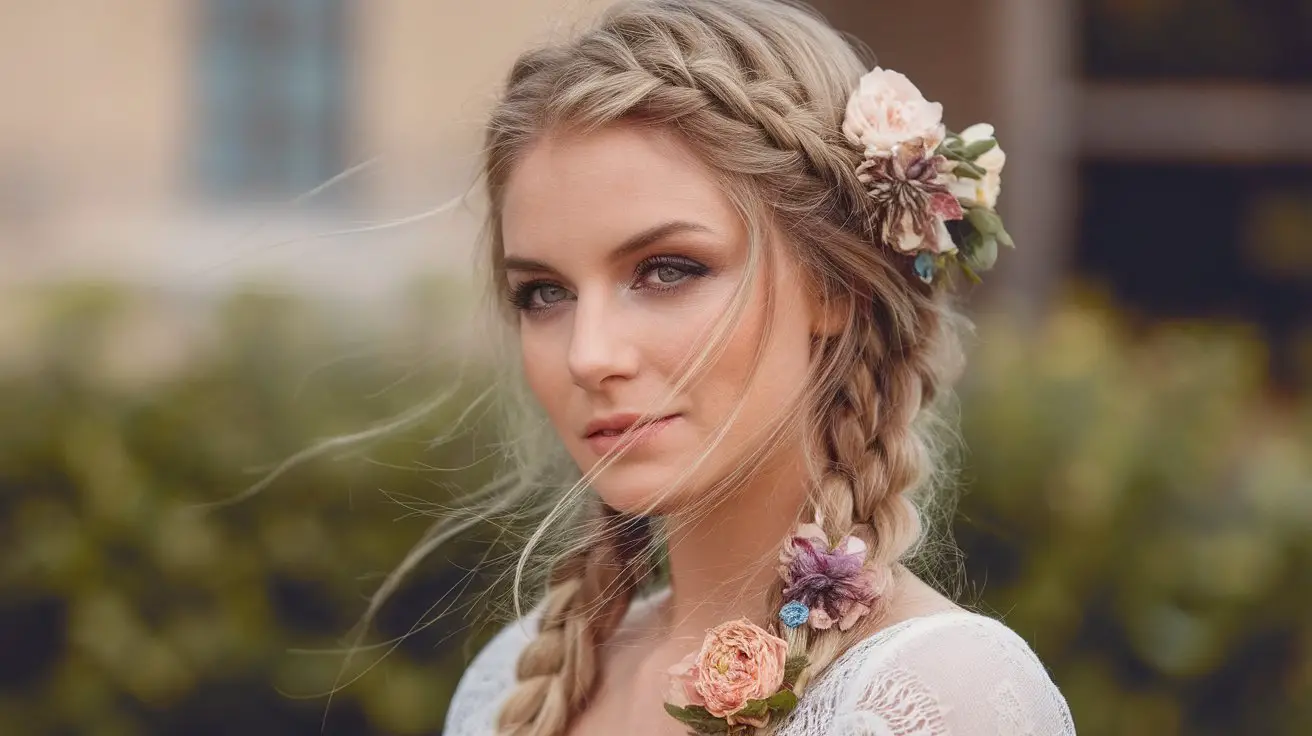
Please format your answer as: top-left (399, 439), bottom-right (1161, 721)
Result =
top-left (567, 290), bottom-right (639, 392)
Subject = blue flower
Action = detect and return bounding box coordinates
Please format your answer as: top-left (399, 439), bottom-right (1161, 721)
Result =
top-left (779, 601), bottom-right (810, 629)
top-left (914, 252), bottom-right (936, 283)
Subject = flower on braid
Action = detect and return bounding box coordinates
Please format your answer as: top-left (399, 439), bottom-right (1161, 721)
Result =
top-left (778, 519), bottom-right (890, 631)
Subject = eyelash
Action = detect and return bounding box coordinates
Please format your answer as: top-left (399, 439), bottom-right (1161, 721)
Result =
top-left (508, 255), bottom-right (711, 314)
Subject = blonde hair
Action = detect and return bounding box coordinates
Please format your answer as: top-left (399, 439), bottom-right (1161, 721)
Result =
top-left (472, 1), bottom-right (969, 734)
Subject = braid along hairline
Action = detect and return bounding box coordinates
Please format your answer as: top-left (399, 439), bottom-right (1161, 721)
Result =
top-left (536, 12), bottom-right (877, 230)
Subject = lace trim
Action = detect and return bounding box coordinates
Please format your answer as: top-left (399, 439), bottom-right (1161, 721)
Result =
top-left (444, 599), bottom-right (1076, 736)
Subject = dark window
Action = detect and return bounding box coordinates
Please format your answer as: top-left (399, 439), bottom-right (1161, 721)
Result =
top-left (194, 0), bottom-right (349, 202)
top-left (1075, 161), bottom-right (1312, 385)
top-left (1082, 0), bottom-right (1312, 83)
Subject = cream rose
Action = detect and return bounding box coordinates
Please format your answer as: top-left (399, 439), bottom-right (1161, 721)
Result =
top-left (842, 67), bottom-right (945, 157)
top-left (689, 619), bottom-right (788, 724)
top-left (947, 122), bottom-right (1006, 209)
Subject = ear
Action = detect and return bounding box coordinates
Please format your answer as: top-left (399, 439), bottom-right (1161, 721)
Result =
top-left (810, 288), bottom-right (850, 338)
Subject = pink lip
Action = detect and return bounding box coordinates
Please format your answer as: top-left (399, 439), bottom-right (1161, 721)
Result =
top-left (584, 414), bottom-right (680, 456)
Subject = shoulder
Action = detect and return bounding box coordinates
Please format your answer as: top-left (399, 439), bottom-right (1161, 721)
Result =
top-left (791, 611), bottom-right (1076, 736)
top-left (443, 607), bottom-right (541, 736)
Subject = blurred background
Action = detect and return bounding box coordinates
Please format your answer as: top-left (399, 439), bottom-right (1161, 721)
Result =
top-left (1, 1), bottom-right (1309, 734)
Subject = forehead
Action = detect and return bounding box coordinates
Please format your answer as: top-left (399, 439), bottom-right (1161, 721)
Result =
top-left (500, 126), bottom-right (737, 258)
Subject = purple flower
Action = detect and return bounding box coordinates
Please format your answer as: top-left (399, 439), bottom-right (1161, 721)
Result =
top-left (778, 522), bottom-right (889, 631)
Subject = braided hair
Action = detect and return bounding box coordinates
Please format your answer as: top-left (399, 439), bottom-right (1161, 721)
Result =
top-left (482, 2), bottom-right (966, 733)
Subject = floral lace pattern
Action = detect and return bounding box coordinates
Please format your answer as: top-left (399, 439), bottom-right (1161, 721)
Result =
top-left (444, 596), bottom-right (1075, 736)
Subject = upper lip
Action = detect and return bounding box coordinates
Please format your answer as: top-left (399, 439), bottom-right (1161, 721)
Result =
top-left (583, 413), bottom-right (674, 437)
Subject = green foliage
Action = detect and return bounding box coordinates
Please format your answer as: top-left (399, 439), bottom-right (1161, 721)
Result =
top-left (1, 284), bottom-right (1308, 734)
top-left (955, 303), bottom-right (1312, 735)
top-left (0, 283), bottom-right (502, 735)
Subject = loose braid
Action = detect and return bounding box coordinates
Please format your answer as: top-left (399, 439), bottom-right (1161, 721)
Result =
top-left (496, 505), bottom-right (652, 736)
top-left (763, 288), bottom-right (962, 700)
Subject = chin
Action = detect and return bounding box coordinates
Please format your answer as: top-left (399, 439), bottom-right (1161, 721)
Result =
top-left (585, 457), bottom-right (709, 516)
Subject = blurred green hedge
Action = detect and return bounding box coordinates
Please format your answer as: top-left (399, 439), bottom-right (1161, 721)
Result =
top-left (1, 283), bottom-right (1308, 735)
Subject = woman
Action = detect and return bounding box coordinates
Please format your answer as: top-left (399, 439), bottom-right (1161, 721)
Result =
top-left (438, 0), bottom-right (1074, 733)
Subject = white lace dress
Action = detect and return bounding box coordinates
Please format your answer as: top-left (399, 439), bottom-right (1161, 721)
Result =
top-left (445, 591), bottom-right (1076, 735)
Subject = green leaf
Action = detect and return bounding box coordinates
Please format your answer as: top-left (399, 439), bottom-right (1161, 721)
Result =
top-left (765, 689), bottom-right (800, 713)
top-left (952, 162), bottom-right (984, 180)
top-left (664, 704), bottom-right (694, 723)
top-left (996, 225), bottom-right (1015, 248)
top-left (966, 207), bottom-right (1004, 235)
top-left (958, 260), bottom-right (983, 284)
top-left (961, 227), bottom-right (985, 256)
top-left (783, 655), bottom-right (809, 684)
top-left (664, 704), bottom-right (729, 734)
top-left (960, 138), bottom-right (997, 159)
top-left (968, 235), bottom-right (999, 271)
top-left (736, 699), bottom-right (769, 719)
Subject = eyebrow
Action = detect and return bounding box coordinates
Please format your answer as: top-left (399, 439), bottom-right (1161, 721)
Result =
top-left (503, 220), bottom-right (715, 273)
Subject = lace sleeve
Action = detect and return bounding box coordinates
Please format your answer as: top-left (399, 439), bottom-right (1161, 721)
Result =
top-left (792, 612), bottom-right (1075, 736)
top-left (443, 609), bottom-right (540, 736)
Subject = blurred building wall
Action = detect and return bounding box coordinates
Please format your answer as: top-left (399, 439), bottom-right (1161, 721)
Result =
top-left (0, 0), bottom-right (1029, 293)
top-left (1, 0), bottom-right (1308, 359)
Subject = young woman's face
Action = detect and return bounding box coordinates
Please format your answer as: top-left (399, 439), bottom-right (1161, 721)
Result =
top-left (500, 125), bottom-right (824, 514)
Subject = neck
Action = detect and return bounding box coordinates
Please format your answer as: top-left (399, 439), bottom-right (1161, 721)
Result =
top-left (658, 447), bottom-right (812, 648)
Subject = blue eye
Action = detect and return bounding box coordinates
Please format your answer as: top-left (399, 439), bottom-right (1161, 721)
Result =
top-left (652, 265), bottom-right (687, 284)
top-left (508, 281), bottom-right (572, 313)
top-left (636, 256), bottom-right (709, 290)
top-left (535, 284), bottom-right (570, 304)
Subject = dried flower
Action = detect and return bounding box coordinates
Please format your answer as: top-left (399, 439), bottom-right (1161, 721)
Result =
top-left (779, 522), bottom-right (889, 631)
top-left (857, 137), bottom-right (963, 256)
top-left (668, 619), bottom-right (789, 726)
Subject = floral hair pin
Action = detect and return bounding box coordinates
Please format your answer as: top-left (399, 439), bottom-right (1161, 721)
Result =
top-left (662, 518), bottom-right (891, 734)
top-left (664, 619), bottom-right (808, 734)
top-left (841, 66), bottom-right (1013, 285)
top-left (777, 517), bottom-right (890, 631)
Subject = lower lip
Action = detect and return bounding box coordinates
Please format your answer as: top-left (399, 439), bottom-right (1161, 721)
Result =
top-left (585, 415), bottom-right (679, 456)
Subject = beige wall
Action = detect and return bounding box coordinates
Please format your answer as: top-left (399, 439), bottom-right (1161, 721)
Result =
top-left (0, 0), bottom-right (1031, 293)
top-left (353, 0), bottom-right (612, 207)
top-left (0, 0), bottom-right (998, 214)
top-left (0, 0), bottom-right (189, 211)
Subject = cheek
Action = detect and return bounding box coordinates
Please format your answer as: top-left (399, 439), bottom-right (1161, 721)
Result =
top-left (519, 325), bottom-right (570, 415)
top-left (702, 278), bottom-right (815, 423)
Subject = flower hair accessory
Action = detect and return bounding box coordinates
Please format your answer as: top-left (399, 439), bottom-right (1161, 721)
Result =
top-left (665, 619), bottom-right (808, 734)
top-left (777, 517), bottom-right (890, 631)
top-left (842, 66), bottom-right (1013, 285)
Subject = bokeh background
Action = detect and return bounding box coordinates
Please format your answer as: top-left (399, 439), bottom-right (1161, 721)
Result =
top-left (2, 1), bottom-right (1310, 734)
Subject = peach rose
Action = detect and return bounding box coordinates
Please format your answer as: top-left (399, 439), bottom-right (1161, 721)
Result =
top-left (666, 652), bottom-right (704, 709)
top-left (689, 619), bottom-right (789, 723)
top-left (842, 67), bottom-right (945, 157)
